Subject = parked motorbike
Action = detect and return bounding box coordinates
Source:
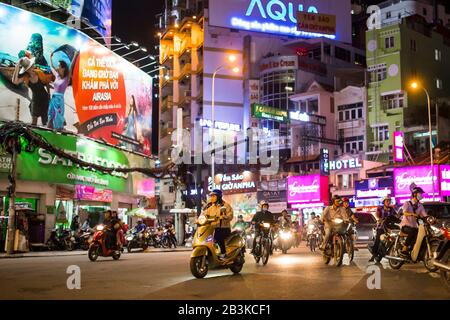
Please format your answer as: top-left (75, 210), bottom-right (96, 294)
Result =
top-left (385, 216), bottom-right (441, 272)
top-left (46, 228), bottom-right (74, 251)
top-left (322, 218), bottom-right (347, 266)
top-left (190, 210), bottom-right (246, 279)
top-left (73, 228), bottom-right (93, 251)
top-left (88, 225), bottom-right (121, 261)
top-left (126, 228), bottom-right (149, 253)
top-left (433, 225), bottom-right (450, 291)
top-left (253, 222), bottom-right (274, 265)
top-left (161, 226), bottom-right (177, 248)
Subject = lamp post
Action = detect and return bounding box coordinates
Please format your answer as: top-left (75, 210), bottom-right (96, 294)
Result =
top-left (211, 55), bottom-right (240, 184)
top-left (410, 81), bottom-right (435, 200)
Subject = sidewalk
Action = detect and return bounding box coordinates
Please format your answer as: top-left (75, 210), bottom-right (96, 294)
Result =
top-left (0, 247), bottom-right (192, 259)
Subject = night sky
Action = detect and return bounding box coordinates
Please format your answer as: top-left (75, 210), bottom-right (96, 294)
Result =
top-left (112, 0), bottom-right (165, 56)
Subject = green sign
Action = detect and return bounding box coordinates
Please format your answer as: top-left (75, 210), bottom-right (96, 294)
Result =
top-left (251, 103), bottom-right (289, 122)
top-left (16, 130), bottom-right (131, 192)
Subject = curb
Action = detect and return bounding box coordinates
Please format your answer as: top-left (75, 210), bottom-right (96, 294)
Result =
top-left (0, 248), bottom-right (192, 259)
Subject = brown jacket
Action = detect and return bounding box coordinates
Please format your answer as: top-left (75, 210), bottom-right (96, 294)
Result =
top-left (204, 201), bottom-right (234, 229)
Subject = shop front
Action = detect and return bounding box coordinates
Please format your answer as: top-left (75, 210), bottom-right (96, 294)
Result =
top-left (0, 129), bottom-right (154, 252)
top-left (287, 174), bottom-right (329, 224)
top-left (354, 177), bottom-right (395, 214)
top-left (208, 171), bottom-right (259, 223)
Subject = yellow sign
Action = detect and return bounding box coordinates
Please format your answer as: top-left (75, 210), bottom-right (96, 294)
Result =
top-left (297, 12), bottom-right (336, 36)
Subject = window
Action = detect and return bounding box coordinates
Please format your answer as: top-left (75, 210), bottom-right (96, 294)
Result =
top-left (358, 109), bottom-right (363, 118)
top-left (351, 109), bottom-right (356, 119)
top-left (385, 36), bottom-right (395, 49)
top-left (339, 111), bottom-right (343, 121)
top-left (343, 136), bottom-right (365, 154)
top-left (338, 175), bottom-right (343, 188)
top-left (382, 93), bottom-right (405, 109)
top-left (410, 39), bottom-right (417, 52)
top-left (335, 47), bottom-right (351, 62)
top-left (369, 65), bottom-right (387, 82)
top-left (386, 12), bottom-right (391, 19)
top-left (437, 79), bottom-right (443, 89)
top-left (342, 174), bottom-right (350, 189)
top-left (355, 53), bottom-right (365, 66)
top-left (423, 7), bottom-right (427, 16)
top-left (345, 110), bottom-right (350, 120)
top-left (169, 186), bottom-right (175, 193)
top-left (435, 49), bottom-right (442, 61)
top-left (376, 125), bottom-right (389, 141)
top-left (337, 102), bottom-right (363, 121)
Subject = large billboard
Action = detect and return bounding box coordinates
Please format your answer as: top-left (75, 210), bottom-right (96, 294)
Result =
top-left (41, 0), bottom-right (112, 39)
top-left (0, 3), bottom-right (152, 155)
top-left (287, 174), bottom-right (329, 204)
top-left (394, 166), bottom-right (440, 202)
top-left (209, 0), bottom-right (352, 42)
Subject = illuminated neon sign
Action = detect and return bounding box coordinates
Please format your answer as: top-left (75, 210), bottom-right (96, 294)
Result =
top-left (229, 0), bottom-right (336, 39)
top-left (199, 119), bottom-right (242, 132)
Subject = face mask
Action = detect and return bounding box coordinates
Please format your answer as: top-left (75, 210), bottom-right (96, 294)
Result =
top-left (417, 194), bottom-right (423, 201)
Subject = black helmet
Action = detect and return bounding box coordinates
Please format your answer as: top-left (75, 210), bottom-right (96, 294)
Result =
top-left (410, 183), bottom-right (425, 195)
top-left (332, 195), bottom-right (342, 202)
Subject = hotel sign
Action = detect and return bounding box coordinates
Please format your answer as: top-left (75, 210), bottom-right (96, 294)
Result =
top-left (329, 158), bottom-right (362, 171)
top-left (252, 103), bottom-right (289, 122)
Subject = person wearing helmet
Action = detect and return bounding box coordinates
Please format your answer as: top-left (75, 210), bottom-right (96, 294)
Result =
top-left (320, 195), bottom-right (347, 251)
top-left (250, 201), bottom-right (276, 254)
top-left (232, 214), bottom-right (248, 232)
top-left (341, 198), bottom-right (359, 224)
top-left (399, 184), bottom-right (428, 257)
top-left (278, 209), bottom-right (291, 229)
top-left (204, 189), bottom-right (234, 259)
top-left (135, 218), bottom-right (146, 233)
top-left (369, 196), bottom-right (398, 262)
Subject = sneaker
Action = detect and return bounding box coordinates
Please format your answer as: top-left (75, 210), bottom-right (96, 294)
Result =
top-left (219, 253), bottom-right (227, 260)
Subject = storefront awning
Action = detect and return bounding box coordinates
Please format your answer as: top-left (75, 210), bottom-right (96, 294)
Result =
top-left (125, 208), bottom-right (157, 219)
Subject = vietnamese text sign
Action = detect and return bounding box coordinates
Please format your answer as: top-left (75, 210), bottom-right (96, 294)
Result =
top-left (287, 175), bottom-right (329, 204)
top-left (394, 166), bottom-right (440, 199)
top-left (208, 172), bottom-right (258, 195)
top-left (297, 12), bottom-right (336, 35)
top-left (252, 103), bottom-right (289, 122)
top-left (257, 190), bottom-right (287, 203)
top-left (441, 165), bottom-right (450, 196)
top-left (75, 185), bottom-right (113, 202)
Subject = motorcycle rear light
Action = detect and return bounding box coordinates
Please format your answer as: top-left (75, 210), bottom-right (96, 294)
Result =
top-left (443, 229), bottom-right (450, 240)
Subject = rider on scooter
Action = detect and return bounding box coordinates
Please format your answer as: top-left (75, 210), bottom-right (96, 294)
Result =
top-left (399, 184), bottom-right (428, 257)
top-left (320, 195), bottom-right (347, 251)
top-left (369, 196), bottom-right (397, 262)
top-left (203, 189), bottom-right (234, 259)
top-left (251, 201), bottom-right (276, 255)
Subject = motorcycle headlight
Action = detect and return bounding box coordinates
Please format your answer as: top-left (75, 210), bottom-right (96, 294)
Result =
top-left (263, 223), bottom-right (270, 229)
top-left (198, 215), bottom-right (207, 225)
top-left (333, 218), bottom-right (343, 224)
top-left (127, 236), bottom-right (133, 241)
top-left (96, 225), bottom-right (104, 231)
top-left (280, 231), bottom-right (292, 240)
top-left (246, 235), bottom-right (251, 239)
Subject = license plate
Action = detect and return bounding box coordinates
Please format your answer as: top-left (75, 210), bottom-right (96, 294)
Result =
top-left (359, 236), bottom-right (369, 240)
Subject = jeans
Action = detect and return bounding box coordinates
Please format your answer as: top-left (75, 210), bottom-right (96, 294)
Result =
top-left (372, 228), bottom-right (384, 255)
top-left (214, 228), bottom-right (231, 255)
top-left (402, 226), bottom-right (418, 249)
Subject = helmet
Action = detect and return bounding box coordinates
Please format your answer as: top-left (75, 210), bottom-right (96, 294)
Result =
top-left (210, 189), bottom-right (222, 198)
top-left (342, 197), bottom-right (350, 203)
top-left (332, 195), bottom-right (342, 202)
top-left (260, 200), bottom-right (269, 208)
top-left (412, 186), bottom-right (425, 195)
top-left (137, 219), bottom-right (143, 223)
top-left (383, 196), bottom-right (392, 202)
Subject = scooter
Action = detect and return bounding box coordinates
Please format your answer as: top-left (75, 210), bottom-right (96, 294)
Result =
top-left (276, 227), bottom-right (293, 254)
top-left (190, 209), bottom-right (246, 279)
top-left (433, 225), bottom-right (450, 291)
top-left (385, 216), bottom-right (441, 272)
top-left (322, 218), bottom-right (347, 267)
top-left (88, 225), bottom-right (121, 262)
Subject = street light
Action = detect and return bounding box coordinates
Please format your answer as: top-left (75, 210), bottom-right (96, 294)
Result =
top-left (409, 80), bottom-right (436, 200)
top-left (211, 55), bottom-right (240, 182)
top-left (121, 47), bottom-right (147, 58)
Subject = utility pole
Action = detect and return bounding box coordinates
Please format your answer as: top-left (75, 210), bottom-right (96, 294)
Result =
top-left (6, 139), bottom-right (18, 255)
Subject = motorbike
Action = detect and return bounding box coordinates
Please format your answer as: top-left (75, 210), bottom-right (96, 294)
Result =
top-left (126, 228), bottom-right (149, 253)
top-left (368, 215), bottom-right (401, 263)
top-left (161, 226), bottom-right (177, 248)
top-left (46, 228), bottom-right (74, 251)
top-left (190, 210), bottom-right (246, 279)
top-left (88, 224), bottom-right (121, 261)
top-left (253, 222), bottom-right (274, 265)
top-left (73, 228), bottom-right (93, 251)
top-left (322, 218), bottom-right (347, 267)
top-left (145, 227), bottom-right (161, 248)
top-left (385, 216), bottom-right (441, 272)
top-left (307, 224), bottom-right (322, 252)
top-left (343, 222), bottom-right (357, 262)
top-left (432, 225), bottom-right (450, 291)
top-left (275, 227), bottom-right (293, 254)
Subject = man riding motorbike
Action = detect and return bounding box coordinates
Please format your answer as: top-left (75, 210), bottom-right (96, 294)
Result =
top-left (399, 184), bottom-right (428, 257)
top-left (278, 210), bottom-right (292, 229)
top-left (135, 219), bottom-right (147, 233)
top-left (320, 195), bottom-right (347, 251)
top-left (203, 189), bottom-right (234, 259)
top-left (251, 201), bottom-right (276, 255)
top-left (233, 215), bottom-right (248, 231)
top-left (369, 196), bottom-right (397, 262)
top-left (342, 198), bottom-right (359, 250)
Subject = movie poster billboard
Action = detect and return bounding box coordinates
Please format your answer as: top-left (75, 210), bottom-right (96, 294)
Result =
top-left (0, 3), bottom-right (152, 155)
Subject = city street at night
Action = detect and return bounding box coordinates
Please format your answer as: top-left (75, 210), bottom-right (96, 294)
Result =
top-left (0, 246), bottom-right (448, 300)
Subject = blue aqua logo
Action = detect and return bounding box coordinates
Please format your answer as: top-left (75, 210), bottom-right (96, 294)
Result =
top-left (245, 0), bottom-right (318, 23)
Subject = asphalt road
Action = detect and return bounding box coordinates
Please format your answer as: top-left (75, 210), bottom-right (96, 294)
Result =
top-left (0, 245), bottom-right (449, 300)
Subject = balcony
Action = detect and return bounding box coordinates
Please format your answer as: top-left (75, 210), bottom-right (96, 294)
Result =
top-left (178, 63), bottom-right (192, 79)
top-left (160, 45), bottom-right (174, 65)
top-left (161, 70), bottom-right (174, 88)
top-left (337, 119), bottom-right (365, 130)
top-left (179, 36), bottom-right (192, 57)
top-left (161, 95), bottom-right (173, 113)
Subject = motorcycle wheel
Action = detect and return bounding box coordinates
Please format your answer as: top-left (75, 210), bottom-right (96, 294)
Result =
top-left (323, 250), bottom-right (331, 265)
top-left (161, 238), bottom-right (170, 249)
top-left (346, 237), bottom-right (354, 262)
top-left (142, 243), bottom-right (149, 251)
top-left (127, 243), bottom-right (132, 253)
top-left (230, 252), bottom-right (245, 274)
top-left (423, 238), bottom-right (440, 273)
top-left (66, 240), bottom-right (74, 251)
top-left (333, 236), bottom-right (344, 267)
top-left (88, 246), bottom-right (99, 262)
top-left (82, 242), bottom-right (90, 251)
top-left (388, 243), bottom-right (404, 270)
top-left (310, 237), bottom-right (316, 252)
top-left (112, 251), bottom-right (121, 260)
top-left (262, 239), bottom-right (270, 266)
top-left (439, 252), bottom-right (450, 292)
top-left (190, 256), bottom-right (208, 279)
